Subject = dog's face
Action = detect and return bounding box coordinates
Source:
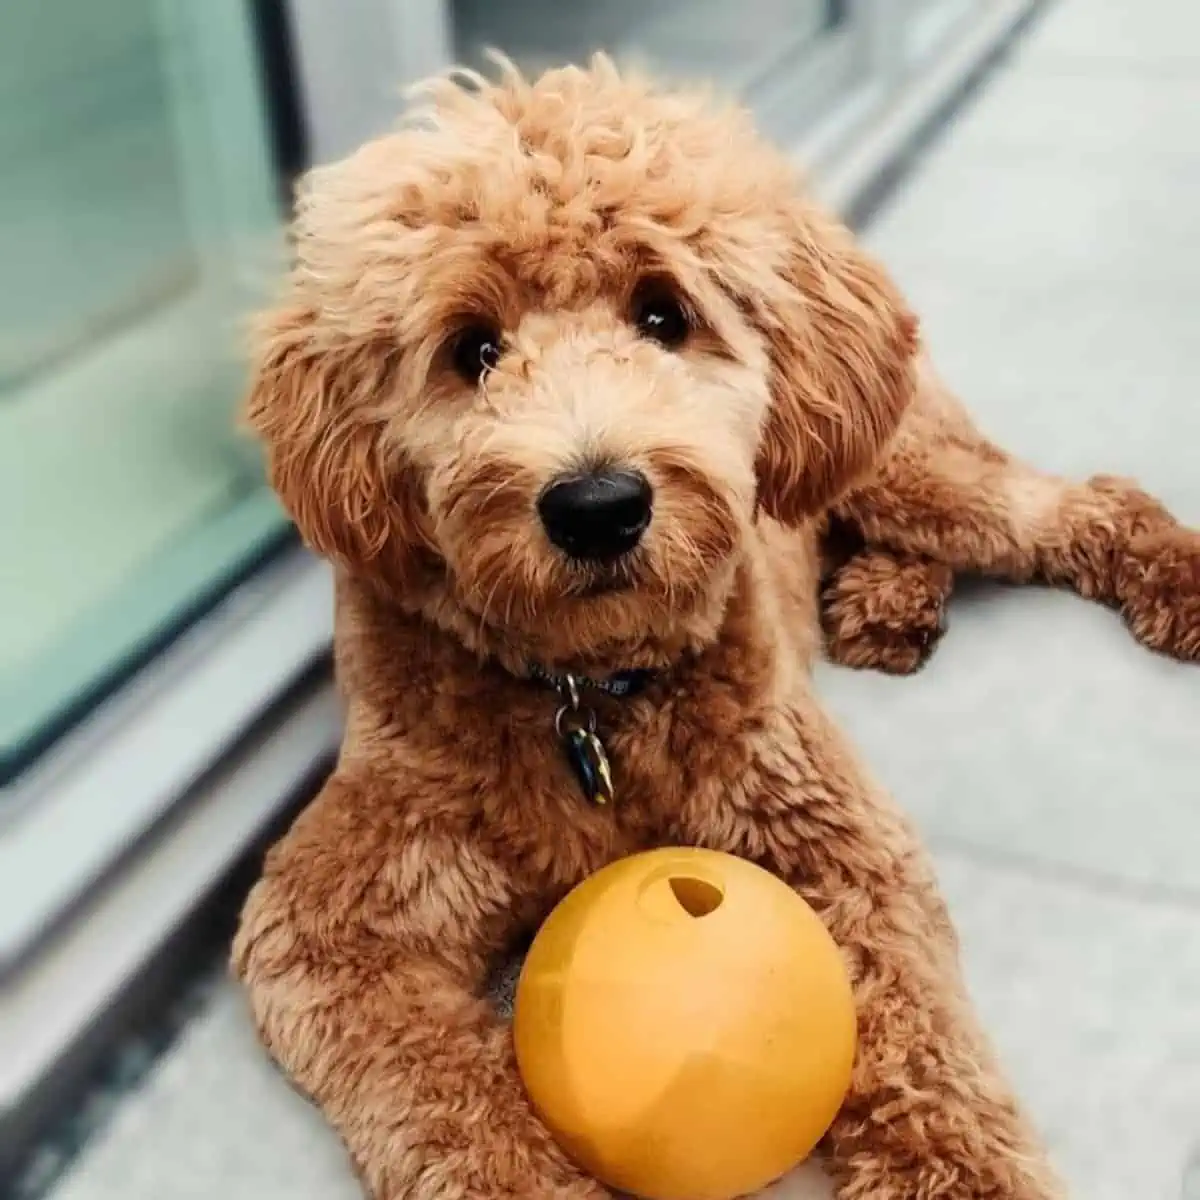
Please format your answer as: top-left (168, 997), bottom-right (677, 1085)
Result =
top-left (247, 59), bottom-right (917, 667)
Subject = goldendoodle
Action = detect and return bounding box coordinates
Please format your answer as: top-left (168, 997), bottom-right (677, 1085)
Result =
top-left (233, 57), bottom-right (1199, 1200)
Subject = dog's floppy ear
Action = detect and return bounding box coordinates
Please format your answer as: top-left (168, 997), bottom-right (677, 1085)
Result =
top-left (753, 204), bottom-right (919, 524)
top-left (244, 301), bottom-right (430, 590)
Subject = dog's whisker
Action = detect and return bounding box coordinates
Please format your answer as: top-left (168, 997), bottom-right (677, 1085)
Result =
top-left (477, 576), bottom-right (505, 641)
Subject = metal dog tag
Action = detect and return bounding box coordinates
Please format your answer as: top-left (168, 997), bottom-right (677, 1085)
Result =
top-left (562, 726), bottom-right (615, 805)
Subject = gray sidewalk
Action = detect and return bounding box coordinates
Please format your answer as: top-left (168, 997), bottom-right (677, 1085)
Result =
top-left (40, 2), bottom-right (1200, 1198)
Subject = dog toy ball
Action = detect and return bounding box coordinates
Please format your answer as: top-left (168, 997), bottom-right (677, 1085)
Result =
top-left (513, 847), bottom-right (856, 1200)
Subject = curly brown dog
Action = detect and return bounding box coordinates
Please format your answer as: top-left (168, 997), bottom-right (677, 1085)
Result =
top-left (232, 57), bottom-right (1199, 1200)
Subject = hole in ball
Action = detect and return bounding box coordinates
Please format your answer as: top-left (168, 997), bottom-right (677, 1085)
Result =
top-left (667, 875), bottom-right (724, 918)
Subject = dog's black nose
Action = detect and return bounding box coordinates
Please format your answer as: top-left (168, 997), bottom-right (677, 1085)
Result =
top-left (538, 469), bottom-right (653, 561)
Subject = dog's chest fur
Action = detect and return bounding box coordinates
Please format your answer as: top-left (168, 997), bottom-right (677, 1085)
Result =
top-left (333, 540), bottom-right (842, 1197)
top-left (336, 535), bottom-right (822, 907)
top-left (353, 669), bottom-right (782, 894)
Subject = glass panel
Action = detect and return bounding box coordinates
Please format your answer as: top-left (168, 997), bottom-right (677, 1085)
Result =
top-left (0, 0), bottom-right (290, 783)
top-left (452, 0), bottom-right (855, 127)
top-left (906, 0), bottom-right (980, 66)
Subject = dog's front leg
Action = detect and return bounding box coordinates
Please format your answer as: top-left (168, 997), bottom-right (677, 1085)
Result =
top-left (835, 356), bottom-right (1200, 664)
top-left (233, 773), bottom-right (610, 1200)
top-left (675, 693), bottom-right (1064, 1200)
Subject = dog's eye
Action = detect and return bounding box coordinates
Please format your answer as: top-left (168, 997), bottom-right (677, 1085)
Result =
top-left (631, 284), bottom-right (690, 349)
top-left (451, 323), bottom-right (502, 384)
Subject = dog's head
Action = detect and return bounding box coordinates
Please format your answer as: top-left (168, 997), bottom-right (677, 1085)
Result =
top-left (247, 58), bottom-right (917, 667)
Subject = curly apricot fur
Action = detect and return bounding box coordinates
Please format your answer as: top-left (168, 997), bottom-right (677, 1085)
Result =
top-left (235, 57), bottom-right (1196, 1200)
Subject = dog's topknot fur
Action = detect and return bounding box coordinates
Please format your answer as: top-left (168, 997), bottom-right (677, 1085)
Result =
top-left (234, 56), bottom-right (1198, 1200)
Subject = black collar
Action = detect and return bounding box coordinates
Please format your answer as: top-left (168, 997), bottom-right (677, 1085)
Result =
top-left (526, 662), bottom-right (654, 699)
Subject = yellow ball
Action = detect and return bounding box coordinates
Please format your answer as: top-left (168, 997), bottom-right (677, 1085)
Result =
top-left (514, 848), bottom-right (856, 1200)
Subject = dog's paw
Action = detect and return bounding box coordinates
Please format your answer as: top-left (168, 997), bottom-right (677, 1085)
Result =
top-left (1116, 525), bottom-right (1200, 662)
top-left (821, 551), bottom-right (953, 676)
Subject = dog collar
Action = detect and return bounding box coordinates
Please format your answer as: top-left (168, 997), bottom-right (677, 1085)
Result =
top-left (525, 665), bottom-right (655, 806)
top-left (526, 663), bottom-right (654, 699)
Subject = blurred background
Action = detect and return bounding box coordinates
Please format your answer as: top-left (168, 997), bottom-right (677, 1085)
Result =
top-left (1, 2), bottom-right (1197, 1199)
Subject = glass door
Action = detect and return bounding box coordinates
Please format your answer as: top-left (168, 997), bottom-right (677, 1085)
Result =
top-left (0, 0), bottom-right (290, 782)
top-left (450, 0), bottom-right (865, 148)
top-left (905, 0), bottom-right (980, 66)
